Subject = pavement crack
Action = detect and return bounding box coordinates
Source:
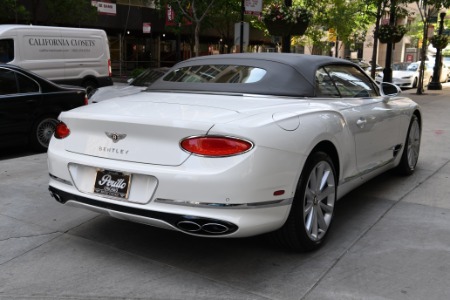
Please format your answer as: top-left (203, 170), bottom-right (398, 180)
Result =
top-left (0, 214), bottom-right (99, 268)
top-left (0, 231), bottom-right (60, 243)
top-left (63, 214), bottom-right (102, 234)
top-left (0, 232), bottom-right (61, 267)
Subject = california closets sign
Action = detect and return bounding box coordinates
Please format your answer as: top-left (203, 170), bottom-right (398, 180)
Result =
top-left (91, 0), bottom-right (117, 16)
top-left (24, 36), bottom-right (102, 60)
top-left (29, 38), bottom-right (96, 47)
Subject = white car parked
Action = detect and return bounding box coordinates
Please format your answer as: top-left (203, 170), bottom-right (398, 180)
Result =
top-left (376, 61), bottom-right (433, 88)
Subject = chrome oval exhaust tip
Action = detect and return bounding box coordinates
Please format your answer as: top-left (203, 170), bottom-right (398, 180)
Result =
top-left (177, 220), bottom-right (202, 232)
top-left (202, 223), bottom-right (229, 234)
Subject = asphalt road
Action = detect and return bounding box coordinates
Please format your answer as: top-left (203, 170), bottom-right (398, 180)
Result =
top-left (1, 84), bottom-right (449, 300)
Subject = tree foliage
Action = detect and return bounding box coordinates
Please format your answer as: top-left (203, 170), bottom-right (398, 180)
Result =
top-left (0, 0), bottom-right (30, 23)
top-left (158, 0), bottom-right (216, 56)
top-left (207, 1), bottom-right (243, 53)
top-left (250, 0), bottom-right (377, 54)
top-left (45, 0), bottom-right (98, 26)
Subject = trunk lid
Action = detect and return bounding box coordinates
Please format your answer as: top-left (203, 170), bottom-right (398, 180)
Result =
top-left (59, 92), bottom-right (269, 166)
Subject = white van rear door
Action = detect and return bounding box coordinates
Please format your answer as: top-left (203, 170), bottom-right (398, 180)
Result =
top-left (61, 30), bottom-right (109, 81)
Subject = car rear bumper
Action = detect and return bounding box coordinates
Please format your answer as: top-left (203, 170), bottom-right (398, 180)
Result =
top-left (48, 183), bottom-right (292, 238)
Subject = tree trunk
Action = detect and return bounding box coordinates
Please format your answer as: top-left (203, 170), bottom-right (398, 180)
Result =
top-left (282, 0), bottom-right (292, 53)
top-left (195, 23), bottom-right (200, 57)
top-left (417, 20), bottom-right (429, 94)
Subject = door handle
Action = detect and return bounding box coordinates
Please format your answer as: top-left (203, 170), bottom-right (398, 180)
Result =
top-left (356, 118), bottom-right (367, 128)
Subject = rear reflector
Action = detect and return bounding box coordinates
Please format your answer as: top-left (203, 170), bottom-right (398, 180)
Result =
top-left (54, 122), bottom-right (70, 139)
top-left (180, 136), bottom-right (253, 157)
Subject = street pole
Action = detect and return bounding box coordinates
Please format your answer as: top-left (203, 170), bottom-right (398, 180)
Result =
top-left (240, 0), bottom-right (244, 53)
top-left (282, 0), bottom-right (292, 53)
top-left (383, 0), bottom-right (396, 83)
top-left (428, 11), bottom-right (446, 90)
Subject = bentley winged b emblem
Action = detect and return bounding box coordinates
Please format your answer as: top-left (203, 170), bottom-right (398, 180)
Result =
top-left (105, 132), bottom-right (127, 143)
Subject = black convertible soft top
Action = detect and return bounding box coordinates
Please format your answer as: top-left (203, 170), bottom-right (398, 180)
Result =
top-left (147, 53), bottom-right (359, 97)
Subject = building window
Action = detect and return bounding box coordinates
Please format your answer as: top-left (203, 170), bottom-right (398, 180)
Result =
top-left (117, 0), bottom-right (156, 8)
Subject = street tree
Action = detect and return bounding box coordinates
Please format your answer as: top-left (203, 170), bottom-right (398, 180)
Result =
top-left (366, 0), bottom-right (413, 80)
top-left (324, 0), bottom-right (376, 57)
top-left (207, 1), bottom-right (242, 54)
top-left (414, 0), bottom-right (450, 94)
top-left (45, 0), bottom-right (98, 26)
top-left (0, 0), bottom-right (30, 23)
top-left (160, 0), bottom-right (216, 57)
top-left (293, 0), bottom-right (375, 57)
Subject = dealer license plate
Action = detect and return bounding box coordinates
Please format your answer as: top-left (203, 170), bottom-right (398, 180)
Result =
top-left (94, 169), bottom-right (131, 199)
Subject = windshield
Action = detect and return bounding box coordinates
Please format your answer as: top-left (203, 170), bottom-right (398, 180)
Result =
top-left (406, 63), bottom-right (419, 71)
top-left (393, 63), bottom-right (413, 71)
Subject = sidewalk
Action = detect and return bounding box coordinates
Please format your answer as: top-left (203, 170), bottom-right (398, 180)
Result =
top-left (402, 81), bottom-right (450, 97)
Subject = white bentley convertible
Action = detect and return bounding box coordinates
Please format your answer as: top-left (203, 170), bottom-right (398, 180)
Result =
top-left (48, 53), bottom-right (421, 251)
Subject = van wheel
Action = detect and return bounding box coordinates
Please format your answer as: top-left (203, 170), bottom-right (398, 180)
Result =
top-left (82, 80), bottom-right (98, 96)
top-left (30, 115), bottom-right (58, 152)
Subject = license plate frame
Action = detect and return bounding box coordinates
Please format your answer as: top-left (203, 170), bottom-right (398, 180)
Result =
top-left (93, 169), bottom-right (131, 199)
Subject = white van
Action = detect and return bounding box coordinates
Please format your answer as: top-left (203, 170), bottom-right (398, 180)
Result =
top-left (0, 25), bottom-right (112, 93)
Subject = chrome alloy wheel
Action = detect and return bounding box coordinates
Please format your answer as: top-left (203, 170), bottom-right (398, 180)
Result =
top-left (406, 117), bottom-right (420, 169)
top-left (36, 117), bottom-right (58, 148)
top-left (303, 160), bottom-right (336, 241)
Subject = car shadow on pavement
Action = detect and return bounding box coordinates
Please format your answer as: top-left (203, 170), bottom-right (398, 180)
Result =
top-left (0, 146), bottom-right (38, 160)
top-left (66, 171), bottom-right (401, 261)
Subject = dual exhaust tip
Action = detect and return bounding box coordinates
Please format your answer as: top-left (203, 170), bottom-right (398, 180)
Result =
top-left (176, 218), bottom-right (238, 235)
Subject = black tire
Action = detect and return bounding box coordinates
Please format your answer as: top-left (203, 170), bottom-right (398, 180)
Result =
top-left (412, 77), bottom-right (418, 88)
top-left (396, 115), bottom-right (421, 176)
top-left (274, 151), bottom-right (337, 252)
top-left (82, 80), bottom-right (98, 97)
top-left (30, 115), bottom-right (59, 152)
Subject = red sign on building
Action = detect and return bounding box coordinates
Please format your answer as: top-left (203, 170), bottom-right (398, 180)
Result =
top-left (165, 4), bottom-right (192, 26)
top-left (143, 23), bottom-right (151, 34)
top-left (166, 4), bottom-right (177, 26)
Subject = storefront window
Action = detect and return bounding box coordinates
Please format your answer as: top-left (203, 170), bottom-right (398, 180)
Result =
top-left (116, 0), bottom-right (155, 8)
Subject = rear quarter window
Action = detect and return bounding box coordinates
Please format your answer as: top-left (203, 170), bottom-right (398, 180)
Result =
top-left (163, 65), bottom-right (267, 84)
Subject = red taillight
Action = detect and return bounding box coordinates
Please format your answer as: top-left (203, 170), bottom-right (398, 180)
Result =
top-left (108, 59), bottom-right (112, 77)
top-left (84, 94), bottom-right (88, 105)
top-left (54, 122), bottom-right (70, 139)
top-left (180, 136), bottom-right (253, 157)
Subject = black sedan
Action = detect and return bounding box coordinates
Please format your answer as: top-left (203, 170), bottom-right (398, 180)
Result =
top-left (0, 64), bottom-right (87, 152)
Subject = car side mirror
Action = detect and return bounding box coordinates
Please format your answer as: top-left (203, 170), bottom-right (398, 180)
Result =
top-left (380, 82), bottom-right (401, 99)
